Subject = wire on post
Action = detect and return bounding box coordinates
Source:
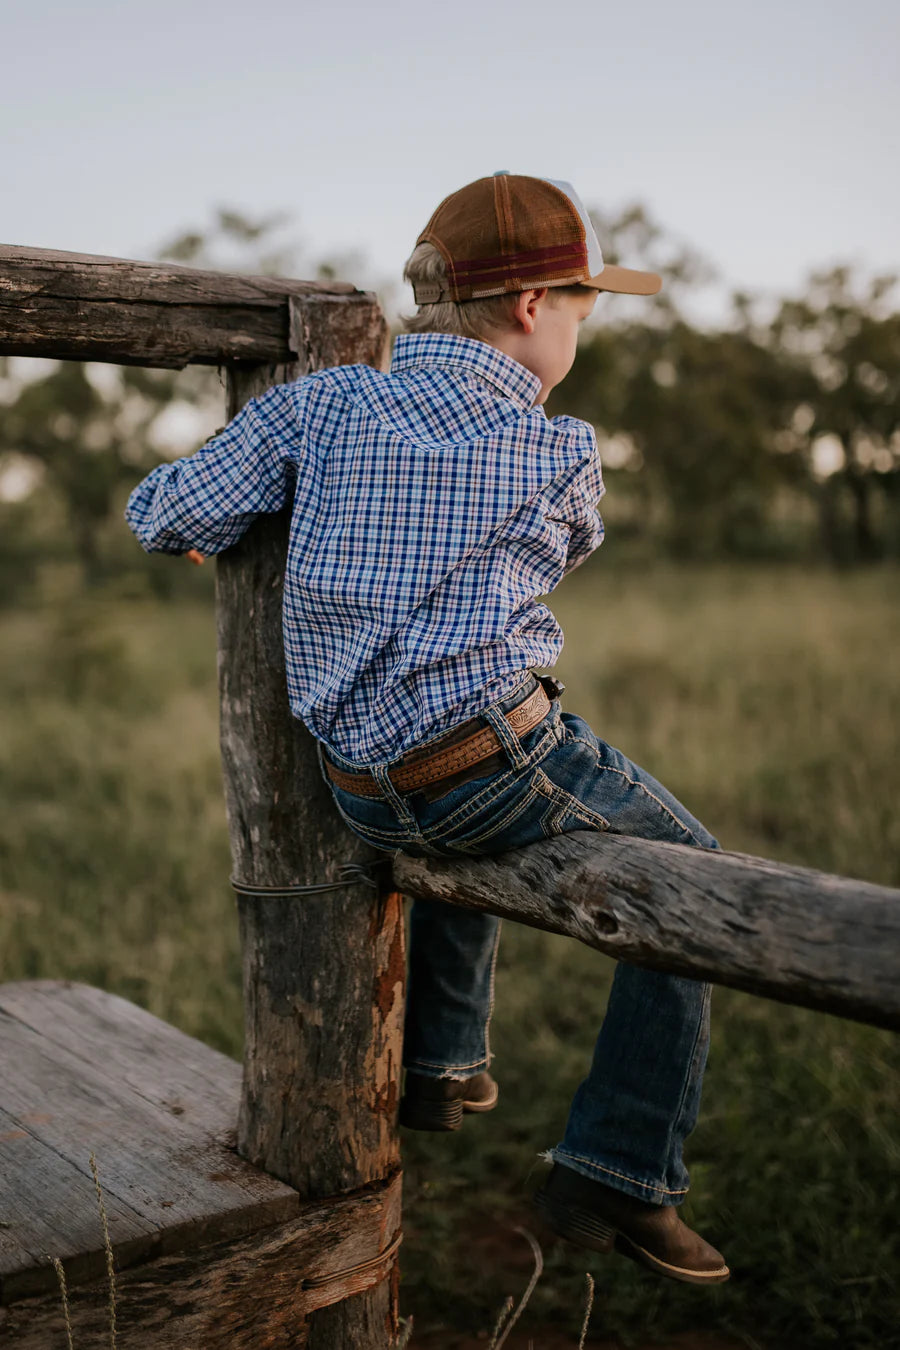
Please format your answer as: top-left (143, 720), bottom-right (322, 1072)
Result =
top-left (231, 862), bottom-right (388, 900)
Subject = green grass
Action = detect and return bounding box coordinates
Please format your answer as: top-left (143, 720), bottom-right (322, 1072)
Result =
top-left (0, 595), bottom-right (240, 1048)
top-left (1, 561), bottom-right (898, 1348)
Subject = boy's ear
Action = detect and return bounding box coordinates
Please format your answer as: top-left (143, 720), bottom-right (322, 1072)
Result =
top-left (511, 288), bottom-right (548, 335)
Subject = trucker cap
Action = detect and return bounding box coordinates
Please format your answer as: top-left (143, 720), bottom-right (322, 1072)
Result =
top-left (413, 172), bottom-right (662, 305)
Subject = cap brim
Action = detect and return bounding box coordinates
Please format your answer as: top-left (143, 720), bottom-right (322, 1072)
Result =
top-left (587, 264), bottom-right (662, 296)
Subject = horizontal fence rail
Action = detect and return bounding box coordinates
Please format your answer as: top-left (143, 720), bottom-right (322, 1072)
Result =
top-left (394, 832), bottom-right (900, 1032)
top-left (0, 244), bottom-right (383, 369)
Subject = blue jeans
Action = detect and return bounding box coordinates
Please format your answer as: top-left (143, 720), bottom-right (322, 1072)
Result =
top-left (321, 672), bottom-right (719, 1205)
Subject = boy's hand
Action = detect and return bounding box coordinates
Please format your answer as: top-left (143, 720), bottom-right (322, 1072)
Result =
top-left (185, 549), bottom-right (205, 566)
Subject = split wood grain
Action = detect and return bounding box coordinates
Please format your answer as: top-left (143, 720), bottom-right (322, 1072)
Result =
top-left (0, 979), bottom-right (241, 1130)
top-left (0, 1106), bottom-right (154, 1299)
top-left (1, 1172), bottom-right (402, 1349)
top-left (0, 1015), bottom-right (296, 1235)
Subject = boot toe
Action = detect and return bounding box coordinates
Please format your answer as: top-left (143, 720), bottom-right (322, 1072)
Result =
top-left (535, 1164), bottom-right (729, 1285)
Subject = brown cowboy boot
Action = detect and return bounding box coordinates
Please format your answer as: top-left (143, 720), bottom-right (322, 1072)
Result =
top-left (399, 1071), bottom-right (499, 1131)
top-left (534, 1163), bottom-right (729, 1286)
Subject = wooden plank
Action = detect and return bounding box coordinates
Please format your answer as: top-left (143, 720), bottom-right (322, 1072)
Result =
top-left (393, 832), bottom-right (900, 1031)
top-left (0, 981), bottom-right (241, 1133)
top-left (0, 243), bottom-right (379, 368)
top-left (0, 1011), bottom-right (298, 1297)
top-left (2, 1172), bottom-right (402, 1348)
top-left (216, 304), bottom-right (401, 1350)
top-left (0, 1108), bottom-right (154, 1300)
top-left (0, 244), bottom-right (358, 297)
top-left (0, 1230), bottom-right (33, 1293)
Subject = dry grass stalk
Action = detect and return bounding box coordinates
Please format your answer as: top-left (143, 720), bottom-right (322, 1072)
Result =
top-left (487, 1296), bottom-right (514, 1350)
top-left (397, 1314), bottom-right (414, 1349)
top-left (89, 1152), bottom-right (118, 1350)
top-left (50, 1255), bottom-right (74, 1350)
top-left (491, 1226), bottom-right (544, 1350)
top-left (578, 1272), bottom-right (595, 1349)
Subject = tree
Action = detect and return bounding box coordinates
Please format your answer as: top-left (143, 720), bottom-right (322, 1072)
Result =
top-left (0, 361), bottom-right (171, 581)
top-left (0, 211), bottom-right (330, 586)
top-left (587, 202), bottom-right (716, 328)
top-left (551, 203), bottom-right (811, 558)
top-left (770, 267), bottom-right (900, 562)
top-left (620, 320), bottom-right (807, 556)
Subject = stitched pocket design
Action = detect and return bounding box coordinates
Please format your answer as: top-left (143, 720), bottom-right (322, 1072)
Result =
top-left (328, 786), bottom-right (418, 851)
top-left (532, 768), bottom-right (611, 837)
top-left (421, 772), bottom-right (548, 856)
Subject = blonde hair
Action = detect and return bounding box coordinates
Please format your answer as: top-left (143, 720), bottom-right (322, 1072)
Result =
top-left (402, 242), bottom-right (593, 339)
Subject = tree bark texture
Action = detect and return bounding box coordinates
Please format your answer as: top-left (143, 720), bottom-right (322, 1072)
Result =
top-left (0, 244), bottom-right (379, 368)
top-left (216, 301), bottom-right (399, 1347)
top-left (394, 832), bottom-right (900, 1031)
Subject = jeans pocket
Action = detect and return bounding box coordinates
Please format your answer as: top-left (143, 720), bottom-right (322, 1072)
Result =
top-left (531, 767), bottom-right (611, 837)
top-left (420, 770), bottom-right (549, 856)
top-left (329, 785), bottom-right (412, 851)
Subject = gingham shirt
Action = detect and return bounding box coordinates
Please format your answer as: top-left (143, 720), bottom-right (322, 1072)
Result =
top-left (126, 332), bottom-right (605, 763)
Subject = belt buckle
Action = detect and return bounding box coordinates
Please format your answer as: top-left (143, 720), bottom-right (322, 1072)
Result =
top-left (536, 674), bottom-right (565, 700)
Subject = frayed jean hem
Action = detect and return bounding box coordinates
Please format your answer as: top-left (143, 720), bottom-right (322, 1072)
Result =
top-left (547, 1147), bottom-right (689, 1206)
top-left (403, 1056), bottom-right (491, 1080)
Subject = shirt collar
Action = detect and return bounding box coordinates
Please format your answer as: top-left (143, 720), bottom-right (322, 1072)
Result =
top-left (390, 332), bottom-right (542, 410)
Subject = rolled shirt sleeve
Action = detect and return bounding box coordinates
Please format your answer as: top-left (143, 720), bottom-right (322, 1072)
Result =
top-left (543, 422), bottom-right (605, 576)
top-left (562, 455), bottom-right (605, 574)
top-left (125, 384), bottom-right (302, 556)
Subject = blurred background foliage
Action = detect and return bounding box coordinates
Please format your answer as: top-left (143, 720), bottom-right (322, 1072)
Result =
top-left (0, 207), bottom-right (369, 600)
top-left (1, 202), bottom-right (899, 598)
top-left (549, 205), bottom-right (900, 566)
top-left (1, 210), bottom-right (898, 1348)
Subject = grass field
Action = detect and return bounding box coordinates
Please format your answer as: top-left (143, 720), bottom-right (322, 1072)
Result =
top-left (1, 559), bottom-right (898, 1348)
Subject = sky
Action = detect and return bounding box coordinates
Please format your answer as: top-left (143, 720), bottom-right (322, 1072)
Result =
top-left (3, 0), bottom-right (899, 326)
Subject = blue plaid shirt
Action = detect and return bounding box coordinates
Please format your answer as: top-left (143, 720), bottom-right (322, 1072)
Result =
top-left (126, 332), bottom-right (605, 763)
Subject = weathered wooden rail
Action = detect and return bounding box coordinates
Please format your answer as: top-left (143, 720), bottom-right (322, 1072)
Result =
top-left (395, 833), bottom-right (900, 1031)
top-left (1, 242), bottom-right (898, 1348)
top-left (0, 243), bottom-right (378, 368)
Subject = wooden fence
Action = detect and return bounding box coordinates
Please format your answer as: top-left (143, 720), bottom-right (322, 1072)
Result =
top-left (1, 243), bottom-right (897, 1348)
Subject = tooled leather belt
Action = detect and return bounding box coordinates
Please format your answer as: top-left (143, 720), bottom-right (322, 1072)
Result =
top-left (323, 681), bottom-right (552, 799)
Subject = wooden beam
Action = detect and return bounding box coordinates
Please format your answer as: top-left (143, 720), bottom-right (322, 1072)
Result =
top-left (0, 980), bottom-right (402, 1347)
top-left (1, 1173), bottom-right (402, 1349)
top-left (394, 833), bottom-right (900, 1031)
top-left (215, 300), bottom-right (403, 1348)
top-left (0, 981), bottom-right (299, 1304)
top-left (0, 244), bottom-right (380, 368)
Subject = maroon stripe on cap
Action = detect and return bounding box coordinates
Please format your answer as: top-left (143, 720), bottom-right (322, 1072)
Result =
top-left (454, 258), bottom-right (588, 289)
top-left (454, 242), bottom-right (588, 278)
top-left (454, 265), bottom-right (588, 289)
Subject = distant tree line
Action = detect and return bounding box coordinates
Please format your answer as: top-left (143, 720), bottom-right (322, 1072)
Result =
top-left (1, 208), bottom-right (898, 600)
top-left (549, 207), bottom-right (900, 564)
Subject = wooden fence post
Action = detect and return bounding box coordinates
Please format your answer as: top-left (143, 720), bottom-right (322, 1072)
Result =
top-left (215, 298), bottom-right (406, 1346)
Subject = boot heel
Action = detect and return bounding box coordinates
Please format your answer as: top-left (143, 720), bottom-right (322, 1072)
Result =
top-left (399, 1096), bottom-right (464, 1132)
top-left (534, 1189), bottom-right (617, 1254)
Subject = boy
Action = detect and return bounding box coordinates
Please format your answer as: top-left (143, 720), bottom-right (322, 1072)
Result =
top-left (126, 173), bottom-right (728, 1286)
